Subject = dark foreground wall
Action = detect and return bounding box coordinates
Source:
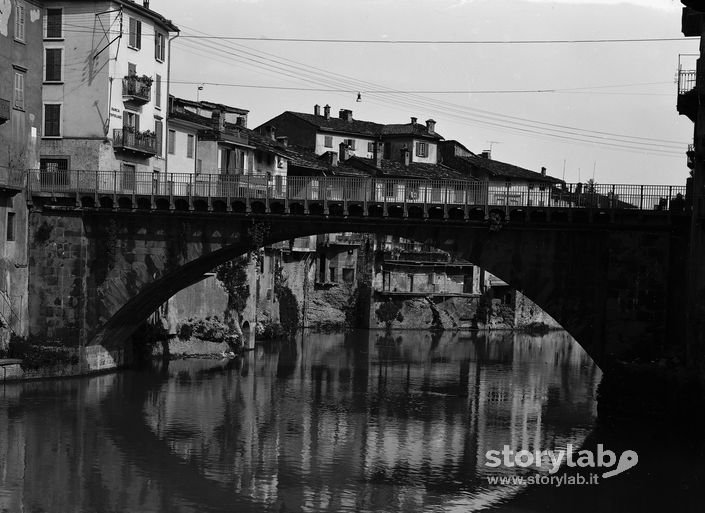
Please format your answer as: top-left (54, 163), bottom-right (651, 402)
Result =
top-left (27, 208), bottom-right (689, 373)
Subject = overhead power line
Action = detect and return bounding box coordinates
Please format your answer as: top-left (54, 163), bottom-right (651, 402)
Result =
top-left (177, 35), bottom-right (699, 44)
top-left (173, 29), bottom-right (684, 152)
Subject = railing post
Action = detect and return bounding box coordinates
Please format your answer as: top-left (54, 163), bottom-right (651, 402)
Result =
top-left (668, 186), bottom-right (673, 211)
top-left (169, 173), bottom-right (174, 210)
top-left (75, 169), bottom-right (80, 207)
top-left (112, 170), bottom-right (118, 208)
top-left (639, 185), bottom-right (644, 210)
top-left (207, 174), bottom-right (213, 211)
top-left (423, 183), bottom-right (429, 219)
top-left (245, 174), bottom-right (251, 213)
top-left (504, 182), bottom-right (510, 219)
top-left (464, 181), bottom-right (469, 220)
top-left (131, 172), bottom-right (136, 209)
top-left (322, 176), bottom-right (328, 215)
top-left (343, 177), bottom-right (349, 216)
top-left (483, 181), bottom-right (490, 220)
top-left (188, 174), bottom-right (194, 210)
top-left (265, 174), bottom-right (271, 213)
top-left (443, 182), bottom-right (449, 219)
top-left (403, 179), bottom-right (408, 218)
top-left (283, 176), bottom-right (289, 214)
top-left (383, 179), bottom-right (388, 217)
top-left (94, 170), bottom-right (99, 206)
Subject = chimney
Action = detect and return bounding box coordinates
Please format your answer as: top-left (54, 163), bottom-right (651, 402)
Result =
top-left (276, 136), bottom-right (288, 147)
top-left (339, 142), bottom-right (351, 161)
top-left (541, 166), bottom-right (546, 176)
top-left (314, 104), bottom-right (320, 116)
top-left (373, 140), bottom-right (383, 168)
top-left (267, 125), bottom-right (276, 141)
top-left (400, 146), bottom-right (410, 167)
top-left (480, 150), bottom-right (491, 159)
top-left (339, 109), bottom-right (353, 122)
top-left (143, 0), bottom-right (150, 8)
top-left (323, 104), bottom-right (331, 119)
top-left (329, 152), bottom-right (338, 167)
top-left (212, 110), bottom-right (224, 132)
top-left (426, 119), bottom-right (436, 134)
top-left (410, 117), bottom-right (417, 125)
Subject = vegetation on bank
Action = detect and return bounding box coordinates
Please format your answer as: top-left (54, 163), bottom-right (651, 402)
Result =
top-left (0, 335), bottom-right (79, 370)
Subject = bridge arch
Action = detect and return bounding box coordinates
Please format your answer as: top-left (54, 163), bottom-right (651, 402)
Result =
top-left (26, 207), bottom-right (688, 371)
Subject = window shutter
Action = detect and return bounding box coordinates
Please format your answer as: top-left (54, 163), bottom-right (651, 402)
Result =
top-left (136, 21), bottom-right (142, 49)
top-left (14, 73), bottom-right (24, 109)
top-left (129, 18), bottom-right (136, 46)
top-left (155, 74), bottom-right (162, 106)
top-left (16, 3), bottom-right (25, 41)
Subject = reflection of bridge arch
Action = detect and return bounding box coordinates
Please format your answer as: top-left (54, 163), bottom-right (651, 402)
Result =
top-left (28, 207), bottom-right (688, 370)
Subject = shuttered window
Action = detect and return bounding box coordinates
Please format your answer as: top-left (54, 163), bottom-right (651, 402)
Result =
top-left (187, 134), bottom-right (195, 158)
top-left (155, 32), bottom-right (165, 61)
top-left (167, 130), bottom-right (176, 155)
top-left (13, 72), bottom-right (25, 110)
top-left (155, 74), bottom-right (162, 107)
top-left (15, 2), bottom-right (25, 42)
top-left (129, 18), bottom-right (142, 50)
top-left (45, 48), bottom-right (63, 82)
top-left (155, 119), bottom-right (163, 154)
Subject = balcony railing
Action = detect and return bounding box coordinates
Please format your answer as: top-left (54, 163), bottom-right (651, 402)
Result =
top-left (0, 98), bottom-right (9, 125)
top-left (122, 76), bottom-right (152, 104)
top-left (679, 69), bottom-right (698, 95)
top-left (113, 128), bottom-right (157, 157)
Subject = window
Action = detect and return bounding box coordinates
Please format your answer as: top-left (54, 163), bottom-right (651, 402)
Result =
top-left (187, 134), bottom-right (195, 158)
top-left (43, 104), bottom-right (61, 137)
top-left (155, 119), bottom-right (163, 154)
top-left (155, 32), bottom-right (165, 61)
top-left (122, 164), bottom-right (136, 191)
top-left (46, 8), bottom-right (62, 39)
top-left (383, 142), bottom-right (391, 159)
top-left (324, 135), bottom-right (333, 148)
top-left (155, 74), bottom-right (162, 107)
top-left (45, 48), bottom-right (63, 82)
top-left (15, 1), bottom-right (25, 42)
top-left (343, 138), bottom-right (356, 150)
top-left (128, 62), bottom-right (136, 76)
top-left (13, 71), bottom-right (25, 110)
top-left (6, 213), bottom-right (15, 242)
top-left (416, 141), bottom-right (428, 158)
top-left (123, 110), bottom-right (140, 131)
top-left (329, 267), bottom-right (337, 283)
top-left (167, 129), bottom-right (176, 154)
top-left (342, 268), bottom-right (355, 284)
top-left (368, 142), bottom-right (375, 153)
top-left (40, 158), bottom-right (69, 187)
top-left (128, 18), bottom-right (142, 50)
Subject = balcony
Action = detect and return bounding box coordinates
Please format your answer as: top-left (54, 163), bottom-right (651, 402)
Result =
top-left (113, 128), bottom-right (157, 158)
top-left (677, 68), bottom-right (699, 122)
top-left (0, 98), bottom-right (9, 125)
top-left (122, 75), bottom-right (152, 105)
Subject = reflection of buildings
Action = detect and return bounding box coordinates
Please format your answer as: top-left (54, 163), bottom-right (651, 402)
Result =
top-left (0, 331), bottom-right (600, 512)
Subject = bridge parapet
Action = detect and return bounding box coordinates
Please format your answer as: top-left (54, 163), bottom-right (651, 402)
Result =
top-left (25, 170), bottom-right (685, 219)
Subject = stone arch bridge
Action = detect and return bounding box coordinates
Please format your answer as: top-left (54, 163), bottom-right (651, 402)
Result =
top-left (26, 170), bottom-right (689, 373)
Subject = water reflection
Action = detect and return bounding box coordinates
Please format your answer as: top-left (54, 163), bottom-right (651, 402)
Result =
top-left (0, 330), bottom-right (600, 513)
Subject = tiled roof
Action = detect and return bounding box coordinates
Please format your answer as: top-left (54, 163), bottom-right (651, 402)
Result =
top-left (448, 155), bottom-right (562, 183)
top-left (287, 111), bottom-right (383, 137)
top-left (381, 123), bottom-right (443, 140)
top-left (350, 157), bottom-right (474, 180)
top-left (286, 146), bottom-right (369, 177)
top-left (285, 112), bottom-right (442, 140)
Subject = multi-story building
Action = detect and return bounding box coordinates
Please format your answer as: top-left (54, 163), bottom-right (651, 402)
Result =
top-left (259, 106), bottom-right (443, 166)
top-left (38, 0), bottom-right (178, 182)
top-left (678, 1), bottom-right (705, 371)
top-left (0, 0), bottom-right (44, 337)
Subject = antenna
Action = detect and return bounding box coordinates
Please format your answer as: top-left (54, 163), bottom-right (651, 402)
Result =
top-left (592, 161), bottom-right (596, 182)
top-left (486, 141), bottom-right (502, 158)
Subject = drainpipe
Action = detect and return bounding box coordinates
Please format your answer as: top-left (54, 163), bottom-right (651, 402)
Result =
top-left (165, 30), bottom-right (181, 173)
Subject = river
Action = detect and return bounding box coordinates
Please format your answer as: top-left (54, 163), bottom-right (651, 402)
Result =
top-left (0, 330), bottom-right (701, 512)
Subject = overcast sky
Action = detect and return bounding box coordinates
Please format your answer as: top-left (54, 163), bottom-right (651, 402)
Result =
top-left (158, 0), bottom-right (696, 184)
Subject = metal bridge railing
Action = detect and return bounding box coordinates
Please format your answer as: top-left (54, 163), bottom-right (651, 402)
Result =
top-left (26, 170), bottom-right (687, 212)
